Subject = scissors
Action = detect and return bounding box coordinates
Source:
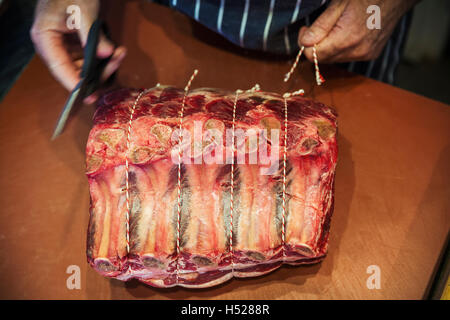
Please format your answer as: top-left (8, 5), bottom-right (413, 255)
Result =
top-left (52, 19), bottom-right (113, 140)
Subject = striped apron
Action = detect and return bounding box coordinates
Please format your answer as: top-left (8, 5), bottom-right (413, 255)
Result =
top-left (152, 0), bottom-right (412, 84)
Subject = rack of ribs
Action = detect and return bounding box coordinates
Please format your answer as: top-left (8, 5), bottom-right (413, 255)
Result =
top-left (85, 86), bottom-right (338, 288)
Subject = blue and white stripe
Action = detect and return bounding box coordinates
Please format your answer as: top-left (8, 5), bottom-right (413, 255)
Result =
top-left (263, 0), bottom-right (276, 51)
top-left (162, 0), bottom-right (408, 83)
top-left (239, 0), bottom-right (250, 47)
top-left (387, 15), bottom-right (407, 84)
top-left (377, 39), bottom-right (392, 81)
top-left (194, 0), bottom-right (201, 21)
top-left (217, 0), bottom-right (225, 34)
top-left (284, 0), bottom-right (303, 55)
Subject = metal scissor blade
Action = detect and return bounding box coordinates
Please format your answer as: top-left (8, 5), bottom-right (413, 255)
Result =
top-left (51, 85), bottom-right (81, 140)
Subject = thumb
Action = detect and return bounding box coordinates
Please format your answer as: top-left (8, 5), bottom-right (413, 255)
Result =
top-left (299, 0), bottom-right (347, 47)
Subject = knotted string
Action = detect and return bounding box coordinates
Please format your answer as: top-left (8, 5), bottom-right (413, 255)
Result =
top-left (283, 45), bottom-right (325, 86)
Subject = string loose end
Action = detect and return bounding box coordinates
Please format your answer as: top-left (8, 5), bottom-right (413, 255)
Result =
top-left (312, 45), bottom-right (325, 86)
top-left (283, 46), bottom-right (304, 83)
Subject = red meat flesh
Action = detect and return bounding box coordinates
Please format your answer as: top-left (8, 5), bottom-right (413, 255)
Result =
top-left (86, 86), bottom-right (338, 288)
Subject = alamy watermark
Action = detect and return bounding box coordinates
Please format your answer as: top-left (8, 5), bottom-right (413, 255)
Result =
top-left (66, 265), bottom-right (81, 290)
top-left (168, 121), bottom-right (281, 175)
top-left (366, 5), bottom-right (381, 30)
top-left (66, 5), bottom-right (81, 30)
top-left (366, 265), bottom-right (381, 289)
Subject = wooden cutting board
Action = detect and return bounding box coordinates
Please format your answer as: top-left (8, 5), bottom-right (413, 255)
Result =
top-left (0, 1), bottom-right (448, 299)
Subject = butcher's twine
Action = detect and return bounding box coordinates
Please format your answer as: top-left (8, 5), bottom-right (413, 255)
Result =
top-left (229, 85), bottom-right (260, 274)
top-left (121, 46), bottom-right (322, 276)
top-left (176, 69), bottom-right (199, 283)
top-left (281, 97), bottom-right (288, 251)
top-left (125, 89), bottom-right (149, 254)
top-left (312, 45), bottom-right (325, 86)
top-left (230, 90), bottom-right (238, 274)
top-left (284, 46), bottom-right (305, 82)
top-left (283, 45), bottom-right (325, 86)
top-left (280, 89), bottom-right (305, 258)
top-left (280, 43), bottom-right (323, 254)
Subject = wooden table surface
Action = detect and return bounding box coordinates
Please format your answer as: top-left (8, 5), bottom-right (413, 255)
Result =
top-left (0, 1), bottom-right (449, 300)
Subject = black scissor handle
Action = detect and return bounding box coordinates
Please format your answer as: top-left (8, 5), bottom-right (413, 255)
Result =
top-left (80, 19), bottom-right (113, 97)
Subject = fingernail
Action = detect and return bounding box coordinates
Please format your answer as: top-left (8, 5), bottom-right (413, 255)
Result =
top-left (97, 43), bottom-right (114, 58)
top-left (84, 95), bottom-right (96, 104)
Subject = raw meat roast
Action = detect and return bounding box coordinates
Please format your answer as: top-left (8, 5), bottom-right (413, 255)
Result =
top-left (86, 85), bottom-right (338, 288)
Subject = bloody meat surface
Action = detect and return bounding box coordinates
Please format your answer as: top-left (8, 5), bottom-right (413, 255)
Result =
top-left (85, 86), bottom-right (338, 288)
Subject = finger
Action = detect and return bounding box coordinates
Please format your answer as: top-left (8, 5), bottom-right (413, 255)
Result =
top-left (303, 18), bottom-right (358, 63)
top-left (74, 58), bottom-right (84, 69)
top-left (84, 93), bottom-right (98, 105)
top-left (329, 40), bottom-right (385, 63)
top-left (96, 33), bottom-right (115, 58)
top-left (101, 46), bottom-right (127, 82)
top-left (315, 47), bottom-right (355, 63)
top-left (32, 30), bottom-right (81, 91)
top-left (298, 26), bottom-right (308, 43)
top-left (302, 45), bottom-right (332, 64)
top-left (303, 37), bottom-right (350, 63)
top-left (298, 0), bottom-right (348, 47)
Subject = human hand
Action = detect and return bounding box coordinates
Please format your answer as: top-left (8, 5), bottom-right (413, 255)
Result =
top-left (30, 0), bottom-right (126, 103)
top-left (298, 0), bottom-right (418, 63)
